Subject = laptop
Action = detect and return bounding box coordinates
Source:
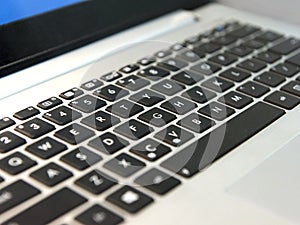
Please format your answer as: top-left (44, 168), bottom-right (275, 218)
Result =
top-left (0, 0), bottom-right (300, 224)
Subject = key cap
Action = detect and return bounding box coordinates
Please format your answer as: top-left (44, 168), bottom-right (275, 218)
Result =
top-left (55, 123), bottom-right (95, 145)
top-left (15, 118), bottom-right (55, 139)
top-left (30, 163), bottom-right (72, 187)
top-left (219, 68), bottom-right (250, 82)
top-left (281, 81), bottom-right (300, 97)
top-left (119, 64), bottom-right (139, 74)
top-left (228, 25), bottom-right (260, 38)
top-left (155, 49), bottom-right (172, 58)
top-left (0, 176), bottom-right (3, 183)
top-left (94, 85), bottom-right (129, 102)
top-left (151, 79), bottom-right (184, 96)
top-left (270, 38), bottom-right (300, 55)
top-left (26, 137), bottom-right (67, 159)
top-left (178, 50), bottom-right (202, 63)
top-left (104, 153), bottom-right (146, 177)
top-left (227, 46), bottom-right (253, 57)
top-left (106, 186), bottom-right (153, 214)
top-left (198, 102), bottom-right (235, 121)
top-left (155, 125), bottom-right (194, 147)
top-left (61, 147), bottom-right (102, 170)
top-left (60, 88), bottom-right (84, 100)
top-left (209, 53), bottom-right (238, 66)
top-left (81, 79), bottom-right (103, 91)
top-left (242, 39), bottom-right (264, 49)
top-left (0, 131), bottom-right (26, 153)
top-left (161, 96), bottom-right (196, 115)
top-left (106, 99), bottom-right (144, 118)
top-left (0, 180), bottom-right (40, 214)
top-left (0, 117), bottom-right (15, 131)
top-left (138, 56), bottom-right (156, 66)
top-left (101, 71), bottom-right (122, 82)
top-left (184, 35), bottom-right (200, 45)
top-left (69, 95), bottom-right (106, 113)
top-left (213, 35), bottom-right (237, 46)
top-left (287, 52), bottom-right (300, 67)
top-left (88, 133), bottom-right (129, 155)
top-left (138, 108), bottom-right (176, 127)
top-left (256, 31), bottom-right (282, 43)
top-left (138, 66), bottom-right (170, 81)
top-left (182, 86), bottom-right (216, 104)
top-left (271, 63), bottom-right (300, 77)
top-left (238, 59), bottom-right (267, 73)
top-left (14, 107), bottom-right (40, 120)
top-left (297, 76), bottom-right (300, 81)
top-left (130, 138), bottom-right (171, 161)
top-left (114, 119), bottom-right (153, 140)
top-left (3, 188), bottom-right (87, 225)
top-left (75, 170), bottom-right (117, 195)
top-left (37, 97), bottom-right (63, 110)
top-left (264, 91), bottom-right (300, 110)
top-left (76, 205), bottom-right (124, 225)
top-left (177, 113), bottom-right (215, 133)
top-left (255, 51), bottom-right (281, 64)
top-left (161, 102), bottom-right (285, 178)
top-left (171, 43), bottom-right (184, 52)
top-left (237, 81), bottom-right (270, 98)
top-left (218, 91), bottom-right (253, 109)
top-left (0, 152), bottom-right (37, 175)
top-left (191, 62), bottom-right (221, 76)
top-left (81, 111), bottom-right (120, 131)
top-left (171, 70), bottom-right (204, 85)
top-left (194, 43), bottom-right (221, 54)
top-left (158, 58), bottom-right (188, 71)
top-left (116, 75), bottom-right (150, 91)
top-left (43, 106), bottom-right (82, 125)
top-left (135, 168), bottom-right (181, 195)
top-left (202, 77), bottom-right (234, 93)
top-left (255, 71), bottom-right (285, 87)
top-left (129, 89), bottom-right (165, 107)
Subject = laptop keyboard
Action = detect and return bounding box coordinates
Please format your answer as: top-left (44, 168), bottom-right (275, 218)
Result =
top-left (1, 21), bottom-right (300, 224)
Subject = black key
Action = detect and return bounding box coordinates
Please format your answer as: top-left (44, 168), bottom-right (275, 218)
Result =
top-left (119, 64), bottom-right (139, 74)
top-left (14, 107), bottom-right (40, 120)
top-left (0, 117), bottom-right (15, 131)
top-left (271, 63), bottom-right (300, 77)
top-left (114, 119), bottom-right (153, 140)
top-left (94, 85), bottom-right (129, 102)
top-left (0, 152), bottom-right (36, 175)
top-left (281, 81), bottom-right (300, 97)
top-left (264, 91), bottom-right (300, 110)
top-left (297, 76), bottom-right (300, 81)
top-left (161, 96), bottom-right (196, 115)
top-left (76, 205), bottom-right (124, 225)
top-left (106, 186), bottom-right (153, 214)
top-left (116, 75), bottom-right (150, 91)
top-left (55, 123), bottom-right (95, 145)
top-left (172, 70), bottom-right (204, 85)
top-left (69, 95), bottom-right (106, 113)
top-left (130, 138), bottom-right (171, 161)
top-left (198, 102), bottom-right (235, 121)
top-left (194, 43), bottom-right (221, 54)
top-left (238, 59), bottom-right (267, 73)
top-left (26, 137), bottom-right (67, 159)
top-left (256, 31), bottom-right (282, 43)
top-left (255, 71), bottom-right (286, 87)
top-left (202, 77), bottom-right (234, 93)
top-left (237, 81), bottom-right (270, 98)
top-left (0, 131), bottom-right (26, 153)
top-left (228, 25), bottom-right (260, 38)
top-left (106, 100), bottom-right (144, 118)
top-left (184, 35), bottom-right (200, 45)
top-left (287, 52), bottom-right (300, 67)
top-left (151, 79), bottom-right (184, 96)
top-left (155, 125), bottom-right (194, 147)
top-left (158, 58), bottom-right (188, 71)
top-left (88, 132), bottom-right (129, 155)
top-left (182, 86), bottom-right (216, 104)
top-left (135, 169), bottom-right (181, 195)
top-left (61, 147), bottom-right (102, 170)
top-left (104, 153), bottom-right (146, 177)
top-left (0, 176), bottom-right (3, 183)
top-left (43, 106), bottom-right (82, 125)
top-left (37, 97), bottom-right (63, 110)
top-left (242, 39), bottom-right (264, 49)
top-left (178, 50), bottom-right (202, 63)
top-left (101, 71), bottom-right (122, 82)
top-left (191, 62), bottom-right (221, 76)
top-left (227, 46), bottom-right (253, 57)
top-left (270, 38), bottom-right (300, 55)
top-left (177, 113), bottom-right (215, 133)
top-left (155, 49), bottom-right (172, 58)
top-left (30, 163), bottom-right (72, 187)
top-left (81, 111), bottom-right (120, 131)
top-left (81, 79), bottom-right (103, 91)
top-left (138, 66), bottom-right (170, 81)
top-left (138, 108), bottom-right (176, 127)
top-left (0, 180), bottom-right (40, 214)
top-left (218, 91), bottom-right (253, 109)
top-left (15, 118), bottom-right (55, 139)
top-left (255, 51), bottom-right (281, 64)
top-left (75, 170), bottom-right (116, 195)
top-left (219, 68), bottom-right (250, 82)
top-left (60, 88), bottom-right (84, 100)
top-left (171, 43), bottom-right (184, 52)
top-left (138, 57), bottom-right (156, 66)
top-left (129, 89), bottom-right (165, 107)
top-left (3, 188), bottom-right (87, 225)
top-left (162, 102), bottom-right (285, 178)
top-left (213, 35), bottom-right (237, 45)
top-left (209, 53), bottom-right (238, 66)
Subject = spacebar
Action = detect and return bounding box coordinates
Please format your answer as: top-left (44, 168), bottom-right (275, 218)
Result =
top-left (3, 188), bottom-right (87, 225)
top-left (161, 102), bottom-right (285, 178)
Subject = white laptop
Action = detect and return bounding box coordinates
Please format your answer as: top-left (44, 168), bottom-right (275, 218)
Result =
top-left (0, 1), bottom-right (300, 224)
